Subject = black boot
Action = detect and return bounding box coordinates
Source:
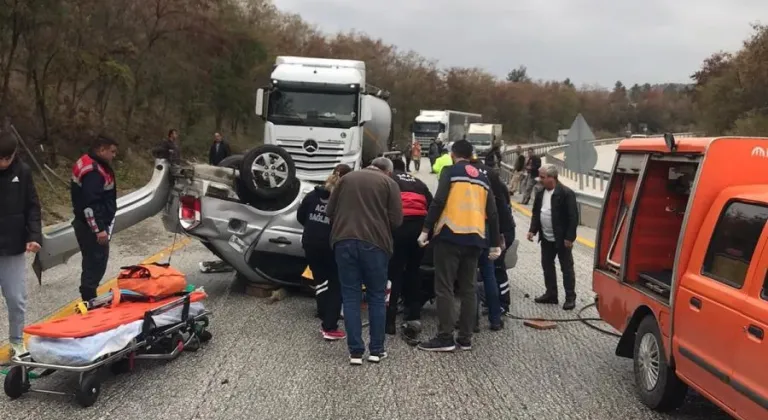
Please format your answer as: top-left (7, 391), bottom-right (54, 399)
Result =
top-left (534, 293), bottom-right (558, 304)
top-left (385, 309), bottom-right (396, 335)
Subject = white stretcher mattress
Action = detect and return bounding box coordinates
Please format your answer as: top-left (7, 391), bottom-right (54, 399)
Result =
top-left (28, 302), bottom-right (206, 366)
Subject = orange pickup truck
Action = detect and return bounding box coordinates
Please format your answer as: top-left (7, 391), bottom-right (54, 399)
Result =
top-left (593, 134), bottom-right (768, 419)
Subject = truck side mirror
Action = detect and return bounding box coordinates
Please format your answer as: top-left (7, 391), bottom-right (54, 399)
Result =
top-left (255, 88), bottom-right (267, 118)
top-left (360, 96), bottom-right (373, 123)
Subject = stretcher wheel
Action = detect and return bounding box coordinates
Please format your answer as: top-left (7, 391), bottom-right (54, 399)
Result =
top-left (3, 366), bottom-right (28, 399)
top-left (198, 330), bottom-right (213, 343)
top-left (110, 358), bottom-right (131, 375)
top-left (75, 374), bottom-right (100, 407)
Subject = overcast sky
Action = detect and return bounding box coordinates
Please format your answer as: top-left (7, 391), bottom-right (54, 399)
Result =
top-left (272, 0), bottom-right (764, 87)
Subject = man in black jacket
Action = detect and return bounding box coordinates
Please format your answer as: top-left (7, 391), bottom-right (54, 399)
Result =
top-left (208, 132), bottom-right (231, 166)
top-left (470, 157), bottom-right (515, 328)
top-left (387, 158), bottom-right (432, 339)
top-left (71, 135), bottom-right (119, 302)
top-left (153, 129), bottom-right (181, 164)
top-left (526, 164), bottom-right (579, 310)
top-left (0, 131), bottom-right (42, 358)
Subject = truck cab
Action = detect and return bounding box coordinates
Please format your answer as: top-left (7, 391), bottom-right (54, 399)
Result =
top-left (255, 56), bottom-right (393, 183)
top-left (593, 135), bottom-right (768, 419)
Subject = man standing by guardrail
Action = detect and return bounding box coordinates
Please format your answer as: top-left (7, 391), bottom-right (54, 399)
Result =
top-left (526, 165), bottom-right (578, 311)
top-left (520, 148), bottom-right (541, 205)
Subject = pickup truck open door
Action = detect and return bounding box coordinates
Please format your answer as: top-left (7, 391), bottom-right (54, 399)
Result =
top-left (32, 159), bottom-right (173, 281)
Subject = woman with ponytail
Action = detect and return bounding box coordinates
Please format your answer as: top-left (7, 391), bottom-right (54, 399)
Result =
top-left (297, 164), bottom-right (352, 341)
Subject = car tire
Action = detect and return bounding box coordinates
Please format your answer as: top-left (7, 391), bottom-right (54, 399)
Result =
top-left (217, 154), bottom-right (244, 169)
top-left (240, 145), bottom-right (297, 200)
top-left (633, 315), bottom-right (688, 412)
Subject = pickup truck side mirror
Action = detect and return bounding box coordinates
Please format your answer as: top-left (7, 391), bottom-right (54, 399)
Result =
top-left (255, 88), bottom-right (267, 118)
top-left (360, 96), bottom-right (373, 123)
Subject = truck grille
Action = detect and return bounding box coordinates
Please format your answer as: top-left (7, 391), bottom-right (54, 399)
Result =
top-left (276, 139), bottom-right (344, 173)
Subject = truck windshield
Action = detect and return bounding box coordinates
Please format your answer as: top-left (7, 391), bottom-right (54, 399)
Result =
top-left (267, 88), bottom-right (358, 128)
top-left (412, 122), bottom-right (443, 135)
top-left (467, 133), bottom-right (492, 146)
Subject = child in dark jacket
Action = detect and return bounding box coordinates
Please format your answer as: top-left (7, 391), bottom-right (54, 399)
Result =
top-left (0, 131), bottom-right (42, 358)
top-left (297, 164), bottom-right (352, 341)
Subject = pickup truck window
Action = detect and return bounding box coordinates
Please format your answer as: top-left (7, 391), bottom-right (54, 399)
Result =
top-left (702, 201), bottom-right (768, 289)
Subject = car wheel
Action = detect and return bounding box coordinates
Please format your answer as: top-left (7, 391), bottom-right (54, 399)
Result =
top-left (217, 154), bottom-right (244, 169)
top-left (633, 315), bottom-right (688, 412)
top-left (240, 145), bottom-right (297, 199)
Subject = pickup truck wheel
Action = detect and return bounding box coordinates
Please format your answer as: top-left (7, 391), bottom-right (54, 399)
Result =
top-left (633, 315), bottom-right (688, 412)
top-left (240, 145), bottom-right (296, 200)
top-left (218, 154), bottom-right (244, 169)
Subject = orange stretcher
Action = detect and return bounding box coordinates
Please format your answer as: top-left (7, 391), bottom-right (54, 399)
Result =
top-left (24, 291), bottom-right (207, 339)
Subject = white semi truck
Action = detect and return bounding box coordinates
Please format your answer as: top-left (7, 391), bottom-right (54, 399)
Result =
top-left (411, 110), bottom-right (482, 155)
top-left (255, 56), bottom-right (394, 183)
top-left (467, 123), bottom-right (502, 157)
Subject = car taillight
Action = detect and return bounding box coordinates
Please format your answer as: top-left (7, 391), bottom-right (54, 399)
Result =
top-left (179, 195), bottom-right (201, 230)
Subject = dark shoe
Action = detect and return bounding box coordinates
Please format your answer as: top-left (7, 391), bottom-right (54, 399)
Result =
top-left (490, 320), bottom-right (504, 331)
top-left (563, 298), bottom-right (576, 311)
top-left (401, 321), bottom-right (421, 346)
top-left (534, 293), bottom-right (558, 304)
top-left (456, 337), bottom-right (472, 351)
top-left (418, 335), bottom-right (456, 352)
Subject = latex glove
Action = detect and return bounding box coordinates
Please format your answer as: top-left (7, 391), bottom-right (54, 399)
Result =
top-left (417, 232), bottom-right (429, 247)
top-left (488, 247), bottom-right (502, 260)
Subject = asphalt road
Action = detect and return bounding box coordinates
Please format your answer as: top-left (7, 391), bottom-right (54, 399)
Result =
top-left (0, 159), bottom-right (730, 419)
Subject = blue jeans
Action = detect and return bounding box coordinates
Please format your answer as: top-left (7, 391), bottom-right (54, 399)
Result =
top-left (334, 239), bottom-right (389, 355)
top-left (478, 248), bottom-right (502, 325)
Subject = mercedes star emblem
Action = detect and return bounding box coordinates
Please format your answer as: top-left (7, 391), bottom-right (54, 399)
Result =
top-left (303, 139), bottom-right (319, 153)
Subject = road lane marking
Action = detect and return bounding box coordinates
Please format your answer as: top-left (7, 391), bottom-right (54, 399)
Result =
top-left (0, 237), bottom-right (192, 363)
top-left (510, 201), bottom-right (596, 248)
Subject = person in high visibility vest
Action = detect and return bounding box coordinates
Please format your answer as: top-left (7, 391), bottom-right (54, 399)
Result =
top-left (432, 149), bottom-right (452, 177)
top-left (416, 140), bottom-right (502, 352)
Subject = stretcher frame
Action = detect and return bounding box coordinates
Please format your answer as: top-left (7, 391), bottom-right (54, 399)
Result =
top-left (3, 293), bottom-right (212, 407)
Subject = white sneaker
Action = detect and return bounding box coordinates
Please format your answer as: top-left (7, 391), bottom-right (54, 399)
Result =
top-left (10, 342), bottom-right (26, 359)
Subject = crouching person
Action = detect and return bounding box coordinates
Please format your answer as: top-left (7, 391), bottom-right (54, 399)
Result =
top-left (297, 164), bottom-right (352, 341)
top-left (0, 131), bottom-right (42, 358)
top-left (387, 158), bottom-right (432, 339)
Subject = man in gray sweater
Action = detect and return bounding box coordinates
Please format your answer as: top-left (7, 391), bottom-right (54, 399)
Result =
top-left (327, 157), bottom-right (403, 366)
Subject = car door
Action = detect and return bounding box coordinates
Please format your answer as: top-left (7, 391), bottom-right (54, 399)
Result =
top-left (673, 200), bottom-right (767, 410)
top-left (730, 236), bottom-right (768, 419)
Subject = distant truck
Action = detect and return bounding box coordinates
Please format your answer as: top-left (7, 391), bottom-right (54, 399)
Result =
top-left (467, 123), bottom-right (502, 158)
top-left (411, 110), bottom-right (481, 155)
top-left (255, 56), bottom-right (395, 183)
top-left (593, 134), bottom-right (768, 419)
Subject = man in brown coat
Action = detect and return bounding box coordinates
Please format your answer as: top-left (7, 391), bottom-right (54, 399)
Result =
top-left (327, 157), bottom-right (403, 366)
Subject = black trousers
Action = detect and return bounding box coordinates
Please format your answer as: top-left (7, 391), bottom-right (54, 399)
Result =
top-left (73, 219), bottom-right (110, 302)
top-left (495, 230), bottom-right (515, 311)
top-left (388, 219), bottom-right (425, 323)
top-left (405, 156), bottom-right (412, 171)
top-left (305, 245), bottom-right (342, 331)
top-left (412, 159), bottom-right (421, 171)
top-left (540, 238), bottom-right (576, 300)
